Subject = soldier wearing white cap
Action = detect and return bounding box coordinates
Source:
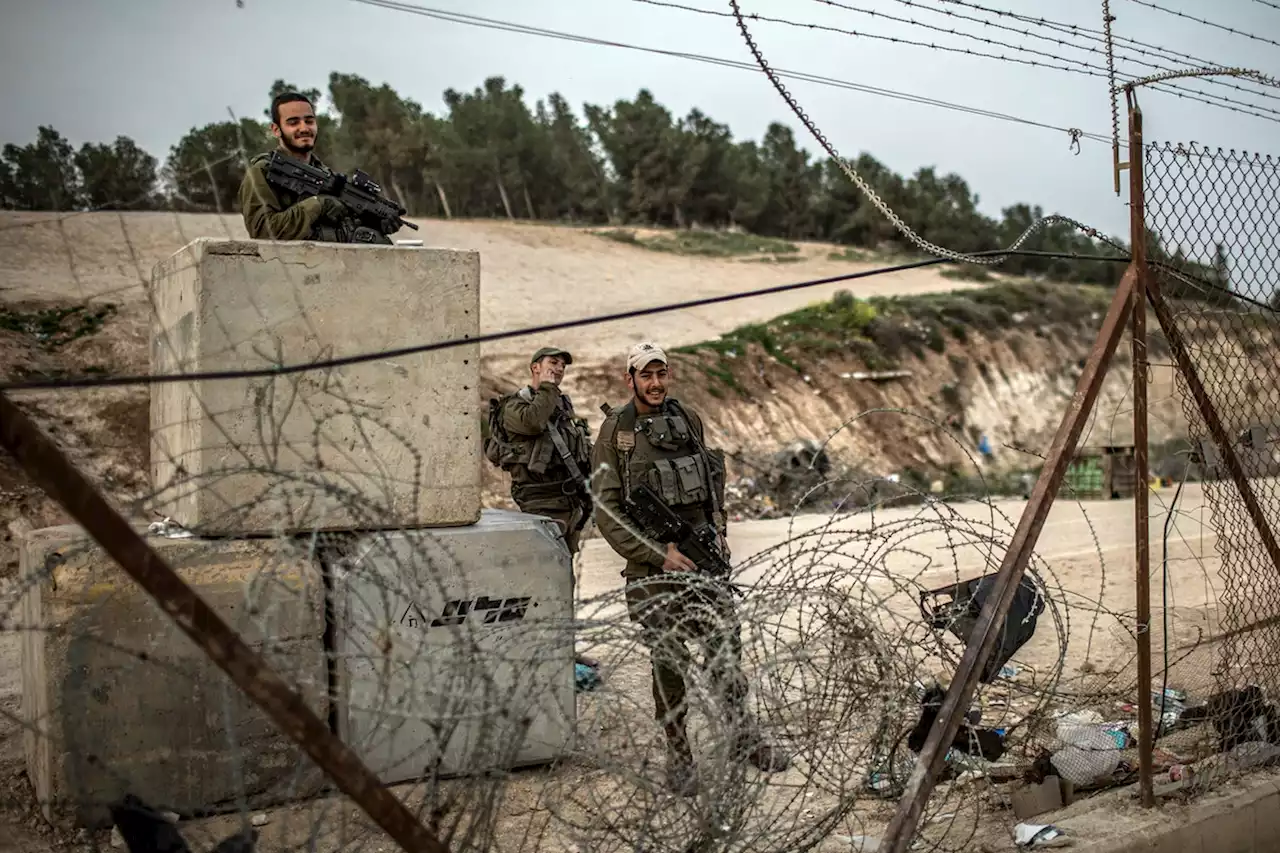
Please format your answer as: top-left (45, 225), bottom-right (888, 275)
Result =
top-left (589, 341), bottom-right (791, 796)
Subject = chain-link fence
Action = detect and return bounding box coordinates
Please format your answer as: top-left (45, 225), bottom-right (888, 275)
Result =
top-left (1141, 140), bottom-right (1280, 794)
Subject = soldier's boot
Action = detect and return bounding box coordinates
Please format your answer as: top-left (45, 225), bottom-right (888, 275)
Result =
top-left (663, 720), bottom-right (698, 797)
top-left (731, 717), bottom-right (791, 773)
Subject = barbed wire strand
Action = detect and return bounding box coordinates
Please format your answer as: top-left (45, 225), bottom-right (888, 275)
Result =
top-left (935, 0), bottom-right (1278, 81)
top-left (342, 0), bottom-right (1115, 151)
top-left (636, 0), bottom-right (1280, 125)
top-left (868, 0), bottom-right (1280, 108)
top-left (1123, 0), bottom-right (1280, 49)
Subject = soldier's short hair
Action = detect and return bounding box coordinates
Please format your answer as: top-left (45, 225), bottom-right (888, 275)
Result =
top-left (271, 91), bottom-right (314, 127)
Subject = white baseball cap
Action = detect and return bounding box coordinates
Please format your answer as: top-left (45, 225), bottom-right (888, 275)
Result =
top-left (626, 341), bottom-right (668, 371)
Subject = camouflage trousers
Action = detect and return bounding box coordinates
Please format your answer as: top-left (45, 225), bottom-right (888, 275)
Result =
top-left (511, 483), bottom-right (589, 556)
top-left (623, 570), bottom-right (751, 748)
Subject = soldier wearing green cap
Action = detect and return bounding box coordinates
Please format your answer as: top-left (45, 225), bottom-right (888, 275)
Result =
top-left (484, 346), bottom-right (595, 555)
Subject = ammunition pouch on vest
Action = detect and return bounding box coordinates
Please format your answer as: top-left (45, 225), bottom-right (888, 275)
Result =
top-left (620, 399), bottom-right (724, 515)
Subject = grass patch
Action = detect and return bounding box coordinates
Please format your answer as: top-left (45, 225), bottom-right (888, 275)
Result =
top-left (676, 280), bottom-right (1114, 385)
top-left (595, 228), bottom-right (642, 246)
top-left (827, 247), bottom-right (871, 262)
top-left (941, 264), bottom-right (996, 283)
top-left (593, 227), bottom-right (799, 259)
top-left (0, 303), bottom-right (118, 349)
top-left (742, 254), bottom-right (805, 264)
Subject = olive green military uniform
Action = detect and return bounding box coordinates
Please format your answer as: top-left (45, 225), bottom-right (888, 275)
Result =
top-left (591, 394), bottom-right (789, 792)
top-left (238, 151), bottom-right (346, 242)
top-left (497, 381), bottom-right (594, 555)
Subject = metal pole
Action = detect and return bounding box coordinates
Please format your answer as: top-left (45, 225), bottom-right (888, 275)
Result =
top-left (1127, 101), bottom-right (1156, 809)
top-left (879, 265), bottom-right (1137, 853)
top-left (0, 392), bottom-right (450, 853)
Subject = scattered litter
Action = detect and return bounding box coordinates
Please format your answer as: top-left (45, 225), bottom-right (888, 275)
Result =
top-left (1051, 711), bottom-right (1121, 786)
top-left (1000, 664), bottom-right (1020, 679)
top-left (574, 661), bottom-right (602, 692)
top-left (836, 369), bottom-right (913, 382)
top-left (1012, 776), bottom-right (1063, 820)
top-left (833, 835), bottom-right (881, 851)
top-left (251, 813), bottom-right (270, 827)
top-left (1014, 823), bottom-right (1070, 848)
top-left (147, 517), bottom-right (193, 539)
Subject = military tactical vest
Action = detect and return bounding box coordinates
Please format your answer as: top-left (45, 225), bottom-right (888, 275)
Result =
top-left (613, 398), bottom-right (725, 520)
top-left (485, 387), bottom-right (591, 479)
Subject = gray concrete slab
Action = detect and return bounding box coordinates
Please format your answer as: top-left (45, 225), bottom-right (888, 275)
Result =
top-left (149, 238), bottom-right (482, 535)
top-left (18, 524), bottom-right (329, 827)
top-left (333, 509), bottom-right (576, 784)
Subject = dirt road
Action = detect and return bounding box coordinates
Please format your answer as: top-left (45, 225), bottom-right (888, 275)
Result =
top-left (0, 213), bottom-right (979, 377)
top-left (0, 485), bottom-right (1223, 852)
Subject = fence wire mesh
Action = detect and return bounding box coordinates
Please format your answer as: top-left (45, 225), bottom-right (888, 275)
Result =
top-left (1142, 140), bottom-right (1280, 794)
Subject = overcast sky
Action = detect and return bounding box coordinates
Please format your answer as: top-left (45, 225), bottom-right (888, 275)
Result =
top-left (3, 0), bottom-right (1278, 242)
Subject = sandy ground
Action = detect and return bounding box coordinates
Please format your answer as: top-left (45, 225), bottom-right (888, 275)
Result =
top-left (0, 212), bottom-right (980, 378)
top-left (0, 483), bottom-right (1238, 852)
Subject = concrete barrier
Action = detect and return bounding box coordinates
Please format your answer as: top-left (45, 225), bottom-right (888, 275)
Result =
top-left (332, 509), bottom-right (576, 784)
top-left (1071, 776), bottom-right (1280, 851)
top-left (149, 238), bottom-right (482, 535)
top-left (19, 524), bottom-right (329, 827)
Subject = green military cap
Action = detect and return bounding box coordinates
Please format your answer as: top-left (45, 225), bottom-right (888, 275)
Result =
top-left (530, 346), bottom-right (573, 365)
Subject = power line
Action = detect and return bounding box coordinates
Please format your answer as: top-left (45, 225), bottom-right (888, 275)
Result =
top-left (1123, 0), bottom-right (1280, 49)
top-left (875, 0), bottom-right (1280, 107)
top-left (0, 249), bottom-right (1129, 393)
top-left (935, 0), bottom-right (1274, 79)
top-left (632, 0), bottom-right (1280, 123)
top-left (793, 0), bottom-right (1280, 120)
top-left (636, 0), bottom-right (1120, 80)
top-left (344, 0), bottom-right (1112, 148)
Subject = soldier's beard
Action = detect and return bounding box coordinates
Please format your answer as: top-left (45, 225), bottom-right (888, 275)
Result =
top-left (282, 134), bottom-right (315, 156)
top-left (635, 386), bottom-right (666, 408)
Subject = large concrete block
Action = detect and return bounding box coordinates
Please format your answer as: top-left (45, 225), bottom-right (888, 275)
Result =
top-left (333, 509), bottom-right (575, 784)
top-left (19, 524), bottom-right (329, 827)
top-left (149, 237), bottom-right (482, 535)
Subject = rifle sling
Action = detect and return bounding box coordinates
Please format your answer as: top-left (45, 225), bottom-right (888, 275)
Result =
top-left (546, 420), bottom-right (587, 489)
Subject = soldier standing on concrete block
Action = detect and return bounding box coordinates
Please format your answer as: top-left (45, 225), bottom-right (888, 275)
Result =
top-left (237, 91), bottom-right (350, 242)
top-left (589, 341), bottom-right (790, 797)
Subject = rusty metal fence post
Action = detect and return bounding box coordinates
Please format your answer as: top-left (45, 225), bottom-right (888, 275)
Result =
top-left (0, 392), bottom-right (451, 853)
top-left (1125, 95), bottom-right (1156, 809)
top-left (879, 265), bottom-right (1138, 853)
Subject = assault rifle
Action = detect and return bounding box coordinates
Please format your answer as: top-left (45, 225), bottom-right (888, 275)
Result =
top-left (263, 151), bottom-right (417, 244)
top-left (626, 482), bottom-right (733, 579)
top-left (546, 409), bottom-right (594, 534)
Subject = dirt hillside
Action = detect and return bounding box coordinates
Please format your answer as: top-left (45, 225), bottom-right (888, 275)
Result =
top-left (0, 211), bottom-right (1199, 571)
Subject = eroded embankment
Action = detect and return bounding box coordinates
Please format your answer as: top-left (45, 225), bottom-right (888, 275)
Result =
top-left (550, 280), bottom-right (1229, 516)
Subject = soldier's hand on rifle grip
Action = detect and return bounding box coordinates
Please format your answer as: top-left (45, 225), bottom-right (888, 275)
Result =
top-left (662, 542), bottom-right (698, 574)
top-left (320, 196), bottom-right (348, 222)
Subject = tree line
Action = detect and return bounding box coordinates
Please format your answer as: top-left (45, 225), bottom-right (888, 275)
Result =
top-left (0, 71), bottom-right (1233, 292)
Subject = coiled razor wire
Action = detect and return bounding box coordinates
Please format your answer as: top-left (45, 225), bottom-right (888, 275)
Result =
top-left (726, 0), bottom-right (1127, 266)
top-left (1, 385), bottom-right (1172, 853)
